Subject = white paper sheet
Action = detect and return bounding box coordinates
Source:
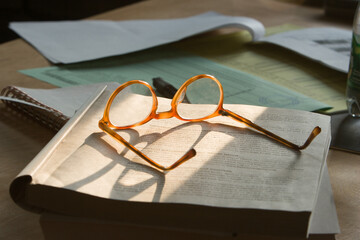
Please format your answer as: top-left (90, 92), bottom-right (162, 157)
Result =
top-left (9, 12), bottom-right (265, 64)
top-left (13, 84), bottom-right (109, 117)
top-left (261, 27), bottom-right (351, 73)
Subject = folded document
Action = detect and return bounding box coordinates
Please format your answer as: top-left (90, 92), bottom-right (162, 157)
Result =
top-left (10, 12), bottom-right (351, 73)
top-left (9, 12), bottom-right (265, 64)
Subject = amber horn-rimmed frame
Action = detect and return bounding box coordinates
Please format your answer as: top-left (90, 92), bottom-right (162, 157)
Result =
top-left (99, 74), bottom-right (322, 171)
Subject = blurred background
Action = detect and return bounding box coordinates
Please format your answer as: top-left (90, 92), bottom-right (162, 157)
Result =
top-left (0, 0), bottom-right (357, 44)
top-left (0, 0), bottom-right (142, 43)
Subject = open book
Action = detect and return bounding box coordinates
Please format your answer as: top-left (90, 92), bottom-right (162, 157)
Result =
top-left (9, 85), bottom-right (337, 239)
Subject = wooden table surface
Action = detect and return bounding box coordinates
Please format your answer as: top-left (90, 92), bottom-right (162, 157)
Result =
top-left (0, 0), bottom-right (359, 239)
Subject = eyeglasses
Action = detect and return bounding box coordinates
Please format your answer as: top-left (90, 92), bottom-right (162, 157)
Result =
top-left (99, 74), bottom-right (321, 171)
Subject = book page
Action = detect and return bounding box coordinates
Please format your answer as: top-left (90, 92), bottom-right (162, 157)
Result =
top-left (33, 89), bottom-right (330, 212)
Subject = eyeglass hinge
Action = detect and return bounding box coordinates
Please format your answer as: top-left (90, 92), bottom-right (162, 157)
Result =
top-left (219, 110), bottom-right (228, 116)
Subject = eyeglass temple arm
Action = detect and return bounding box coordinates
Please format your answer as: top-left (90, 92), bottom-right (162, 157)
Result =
top-left (99, 121), bottom-right (196, 171)
top-left (220, 110), bottom-right (321, 150)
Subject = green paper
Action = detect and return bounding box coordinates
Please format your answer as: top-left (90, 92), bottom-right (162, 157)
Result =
top-left (20, 47), bottom-right (330, 111)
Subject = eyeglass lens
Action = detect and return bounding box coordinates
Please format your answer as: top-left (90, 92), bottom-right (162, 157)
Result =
top-left (109, 83), bottom-right (153, 127)
top-left (176, 77), bottom-right (221, 119)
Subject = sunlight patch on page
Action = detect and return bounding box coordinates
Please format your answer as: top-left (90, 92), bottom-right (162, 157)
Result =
top-left (118, 169), bottom-right (155, 187)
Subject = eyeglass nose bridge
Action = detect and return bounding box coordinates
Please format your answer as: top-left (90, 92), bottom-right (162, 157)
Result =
top-left (155, 109), bottom-right (175, 119)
